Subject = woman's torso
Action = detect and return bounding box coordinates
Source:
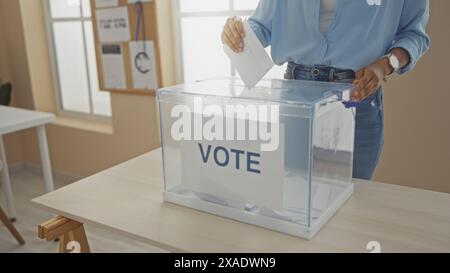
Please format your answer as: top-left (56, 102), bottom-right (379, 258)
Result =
top-left (320, 0), bottom-right (337, 33)
top-left (256, 0), bottom-right (405, 71)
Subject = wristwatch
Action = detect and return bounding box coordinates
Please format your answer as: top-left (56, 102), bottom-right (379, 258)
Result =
top-left (385, 53), bottom-right (400, 74)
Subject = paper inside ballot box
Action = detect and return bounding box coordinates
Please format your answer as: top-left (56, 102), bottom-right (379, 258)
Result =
top-left (180, 125), bottom-right (285, 210)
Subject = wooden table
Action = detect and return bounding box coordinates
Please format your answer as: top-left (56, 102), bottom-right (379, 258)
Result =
top-left (0, 106), bottom-right (55, 220)
top-left (32, 149), bottom-right (450, 253)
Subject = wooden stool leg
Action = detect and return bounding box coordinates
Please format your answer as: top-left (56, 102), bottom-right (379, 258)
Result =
top-left (38, 216), bottom-right (91, 253)
top-left (59, 232), bottom-right (72, 253)
top-left (0, 207), bottom-right (25, 245)
top-left (71, 225), bottom-right (90, 253)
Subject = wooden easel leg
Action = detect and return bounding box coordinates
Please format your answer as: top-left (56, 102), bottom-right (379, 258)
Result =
top-left (0, 206), bottom-right (25, 245)
top-left (39, 216), bottom-right (91, 253)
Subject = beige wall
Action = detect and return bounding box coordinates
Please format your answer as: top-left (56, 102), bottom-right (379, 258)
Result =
top-left (0, 10), bottom-right (11, 83)
top-left (374, 1), bottom-right (450, 193)
top-left (0, 0), bottom-right (171, 176)
top-left (0, 0), bottom-right (26, 165)
top-left (0, 0), bottom-right (449, 192)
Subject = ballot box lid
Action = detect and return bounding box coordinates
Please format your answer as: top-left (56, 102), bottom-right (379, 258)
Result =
top-left (157, 78), bottom-right (353, 106)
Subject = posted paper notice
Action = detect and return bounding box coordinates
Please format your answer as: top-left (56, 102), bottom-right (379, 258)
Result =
top-left (100, 44), bottom-right (126, 89)
top-left (96, 7), bottom-right (130, 42)
top-left (129, 41), bottom-right (158, 90)
top-left (95, 0), bottom-right (118, 8)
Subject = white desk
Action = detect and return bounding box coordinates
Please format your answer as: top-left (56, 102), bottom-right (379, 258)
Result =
top-left (0, 106), bottom-right (55, 219)
top-left (33, 149), bottom-right (450, 253)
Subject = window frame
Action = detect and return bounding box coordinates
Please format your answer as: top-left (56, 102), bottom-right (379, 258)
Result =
top-left (42, 0), bottom-right (112, 122)
top-left (171, 0), bottom-right (257, 83)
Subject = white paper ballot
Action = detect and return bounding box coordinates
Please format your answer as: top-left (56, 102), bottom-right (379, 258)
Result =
top-left (100, 44), bottom-right (126, 89)
top-left (224, 21), bottom-right (274, 88)
top-left (96, 7), bottom-right (130, 42)
top-left (129, 41), bottom-right (159, 90)
top-left (96, 0), bottom-right (118, 8)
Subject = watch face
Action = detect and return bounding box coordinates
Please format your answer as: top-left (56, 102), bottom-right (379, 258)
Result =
top-left (390, 54), bottom-right (400, 70)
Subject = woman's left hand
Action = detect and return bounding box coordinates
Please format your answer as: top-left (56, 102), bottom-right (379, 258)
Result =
top-left (352, 59), bottom-right (391, 101)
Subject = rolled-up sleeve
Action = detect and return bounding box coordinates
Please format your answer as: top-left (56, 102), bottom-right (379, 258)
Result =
top-left (390, 0), bottom-right (431, 74)
top-left (247, 0), bottom-right (276, 47)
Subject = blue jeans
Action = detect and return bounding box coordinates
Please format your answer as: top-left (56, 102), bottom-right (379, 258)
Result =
top-left (285, 62), bottom-right (384, 180)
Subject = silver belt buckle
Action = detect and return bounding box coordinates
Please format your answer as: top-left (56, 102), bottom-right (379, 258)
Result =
top-left (311, 68), bottom-right (320, 77)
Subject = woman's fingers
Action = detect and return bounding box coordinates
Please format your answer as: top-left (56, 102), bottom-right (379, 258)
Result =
top-left (353, 62), bottom-right (386, 101)
top-left (353, 81), bottom-right (367, 101)
top-left (223, 25), bottom-right (240, 52)
top-left (353, 72), bottom-right (379, 101)
top-left (355, 69), bottom-right (365, 81)
top-left (222, 32), bottom-right (237, 52)
top-left (351, 82), bottom-right (359, 101)
top-left (357, 71), bottom-right (372, 86)
top-left (222, 17), bottom-right (245, 53)
top-left (362, 73), bottom-right (379, 97)
top-left (233, 17), bottom-right (246, 38)
top-left (366, 78), bottom-right (379, 91)
top-left (353, 69), bottom-right (371, 101)
top-left (229, 23), bottom-right (244, 51)
top-left (352, 69), bottom-right (365, 100)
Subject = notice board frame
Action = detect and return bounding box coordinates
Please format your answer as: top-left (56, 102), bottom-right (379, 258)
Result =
top-left (90, 0), bottom-right (172, 96)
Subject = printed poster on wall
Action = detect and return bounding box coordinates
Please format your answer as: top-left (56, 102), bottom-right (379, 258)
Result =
top-left (96, 7), bottom-right (130, 42)
top-left (100, 44), bottom-right (126, 89)
top-left (129, 41), bottom-right (159, 90)
top-left (95, 0), bottom-right (118, 8)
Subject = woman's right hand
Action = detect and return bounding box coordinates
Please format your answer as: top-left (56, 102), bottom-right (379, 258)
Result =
top-left (221, 16), bottom-right (246, 53)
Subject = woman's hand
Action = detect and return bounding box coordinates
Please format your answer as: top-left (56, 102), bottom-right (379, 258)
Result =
top-left (221, 16), bottom-right (246, 53)
top-left (352, 58), bottom-right (392, 101)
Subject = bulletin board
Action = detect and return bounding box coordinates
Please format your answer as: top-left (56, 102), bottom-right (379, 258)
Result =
top-left (90, 0), bottom-right (165, 96)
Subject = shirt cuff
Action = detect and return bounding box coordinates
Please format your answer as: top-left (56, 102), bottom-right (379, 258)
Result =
top-left (247, 19), bottom-right (270, 48)
top-left (389, 39), bottom-right (417, 75)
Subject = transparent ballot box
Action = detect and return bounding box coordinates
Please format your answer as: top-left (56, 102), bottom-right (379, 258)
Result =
top-left (157, 78), bottom-right (355, 239)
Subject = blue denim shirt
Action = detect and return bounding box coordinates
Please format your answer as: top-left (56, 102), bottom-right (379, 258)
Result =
top-left (248, 0), bottom-right (430, 74)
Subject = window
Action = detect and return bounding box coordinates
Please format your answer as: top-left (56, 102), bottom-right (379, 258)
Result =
top-left (45, 0), bottom-right (112, 118)
top-left (173, 0), bottom-right (286, 83)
